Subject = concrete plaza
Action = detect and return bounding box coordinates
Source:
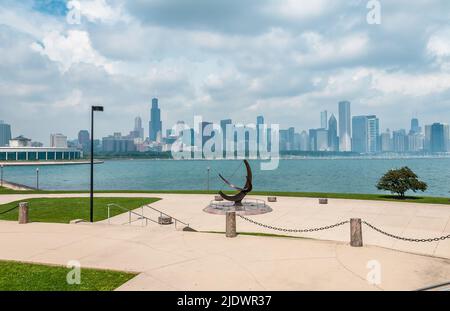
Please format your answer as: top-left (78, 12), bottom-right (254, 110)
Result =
top-left (0, 193), bottom-right (449, 290)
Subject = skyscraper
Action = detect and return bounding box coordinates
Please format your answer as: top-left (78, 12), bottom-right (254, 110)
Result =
top-left (299, 131), bottom-right (309, 151)
top-left (367, 115), bottom-right (380, 153)
top-left (309, 128), bottom-right (328, 151)
top-left (320, 110), bottom-right (328, 130)
top-left (149, 98), bottom-right (162, 142)
top-left (328, 114), bottom-right (338, 151)
top-left (410, 118), bottom-right (420, 134)
top-left (352, 116), bottom-right (368, 153)
top-left (352, 115), bottom-right (379, 154)
top-left (339, 101), bottom-right (351, 152)
top-left (78, 130), bottom-right (90, 152)
top-left (393, 130), bottom-right (407, 152)
top-left (0, 121), bottom-right (12, 147)
top-left (134, 116), bottom-right (144, 139)
top-left (430, 123), bottom-right (449, 153)
top-left (380, 130), bottom-right (392, 152)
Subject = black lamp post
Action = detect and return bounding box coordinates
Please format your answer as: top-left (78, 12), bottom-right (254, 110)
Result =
top-left (36, 168), bottom-right (39, 190)
top-left (90, 105), bottom-right (104, 222)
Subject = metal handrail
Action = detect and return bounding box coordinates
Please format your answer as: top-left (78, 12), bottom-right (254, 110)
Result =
top-left (143, 204), bottom-right (190, 228)
top-left (107, 203), bottom-right (159, 226)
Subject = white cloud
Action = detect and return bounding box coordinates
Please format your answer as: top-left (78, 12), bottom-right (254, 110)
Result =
top-left (275, 0), bottom-right (332, 20)
top-left (31, 30), bottom-right (115, 73)
top-left (71, 0), bottom-right (128, 23)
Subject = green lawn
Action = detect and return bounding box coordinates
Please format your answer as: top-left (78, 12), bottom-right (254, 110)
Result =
top-left (0, 260), bottom-right (137, 291)
top-left (0, 197), bottom-right (159, 223)
top-left (0, 186), bottom-right (449, 205)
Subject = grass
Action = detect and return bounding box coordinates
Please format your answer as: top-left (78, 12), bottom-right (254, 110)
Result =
top-left (0, 197), bottom-right (159, 223)
top-left (1, 186), bottom-right (448, 205)
top-left (0, 260), bottom-right (137, 291)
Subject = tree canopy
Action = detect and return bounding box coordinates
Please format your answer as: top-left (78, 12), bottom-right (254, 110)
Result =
top-left (376, 167), bottom-right (428, 198)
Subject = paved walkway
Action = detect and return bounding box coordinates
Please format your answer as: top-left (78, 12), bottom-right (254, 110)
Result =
top-left (0, 193), bottom-right (449, 290)
top-left (1, 193), bottom-right (449, 258)
top-left (0, 220), bottom-right (449, 291)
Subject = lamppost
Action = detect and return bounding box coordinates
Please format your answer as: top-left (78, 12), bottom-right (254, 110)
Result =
top-left (36, 168), bottom-right (39, 190)
top-left (207, 166), bottom-right (210, 191)
top-left (90, 106), bottom-right (104, 223)
top-left (1, 165), bottom-right (3, 188)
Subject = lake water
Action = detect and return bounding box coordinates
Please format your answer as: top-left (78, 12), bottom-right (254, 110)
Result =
top-left (2, 158), bottom-right (450, 197)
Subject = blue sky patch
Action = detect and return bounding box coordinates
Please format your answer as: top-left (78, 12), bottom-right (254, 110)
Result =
top-left (32, 0), bottom-right (68, 16)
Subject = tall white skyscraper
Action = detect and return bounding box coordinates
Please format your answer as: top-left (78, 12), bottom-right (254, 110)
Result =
top-left (339, 101), bottom-right (351, 152)
top-left (134, 116), bottom-right (144, 139)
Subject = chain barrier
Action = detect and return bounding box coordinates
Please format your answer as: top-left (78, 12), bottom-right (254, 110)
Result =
top-left (362, 221), bottom-right (450, 243)
top-left (237, 215), bottom-right (450, 243)
top-left (237, 214), bottom-right (349, 233)
top-left (0, 204), bottom-right (18, 215)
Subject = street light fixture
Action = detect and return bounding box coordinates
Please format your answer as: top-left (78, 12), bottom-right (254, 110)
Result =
top-left (207, 166), bottom-right (210, 191)
top-left (36, 168), bottom-right (39, 190)
top-left (90, 105), bottom-right (104, 223)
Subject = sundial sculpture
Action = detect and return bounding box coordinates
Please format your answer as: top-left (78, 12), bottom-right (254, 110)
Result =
top-left (218, 159), bottom-right (253, 207)
top-left (203, 160), bottom-right (272, 215)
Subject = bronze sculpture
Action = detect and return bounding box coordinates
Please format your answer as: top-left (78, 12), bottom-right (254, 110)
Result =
top-left (218, 160), bottom-right (253, 206)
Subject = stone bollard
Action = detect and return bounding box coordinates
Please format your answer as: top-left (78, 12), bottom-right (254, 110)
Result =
top-left (226, 211), bottom-right (237, 238)
top-left (350, 218), bottom-right (363, 247)
top-left (18, 202), bottom-right (29, 224)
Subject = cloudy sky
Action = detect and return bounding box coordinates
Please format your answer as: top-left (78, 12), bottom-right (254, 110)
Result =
top-left (1, 0), bottom-right (450, 144)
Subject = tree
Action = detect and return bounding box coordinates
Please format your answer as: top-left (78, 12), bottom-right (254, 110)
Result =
top-left (376, 167), bottom-right (428, 198)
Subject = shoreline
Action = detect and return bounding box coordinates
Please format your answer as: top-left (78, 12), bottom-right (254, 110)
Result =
top-left (0, 180), bottom-right (36, 191)
top-left (0, 160), bottom-right (104, 167)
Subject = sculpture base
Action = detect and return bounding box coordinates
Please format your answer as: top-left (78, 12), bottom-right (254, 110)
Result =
top-left (204, 199), bottom-right (272, 216)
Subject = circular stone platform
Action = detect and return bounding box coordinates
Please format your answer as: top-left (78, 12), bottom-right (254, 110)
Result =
top-left (203, 199), bottom-right (272, 215)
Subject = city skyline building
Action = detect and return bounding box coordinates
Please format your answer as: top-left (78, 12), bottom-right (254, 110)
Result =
top-left (339, 101), bottom-right (352, 152)
top-left (50, 133), bottom-right (68, 148)
top-left (380, 130), bottom-right (393, 152)
top-left (410, 118), bottom-right (420, 134)
top-left (351, 115), bottom-right (379, 154)
top-left (78, 130), bottom-right (90, 146)
top-left (328, 114), bottom-right (339, 152)
top-left (430, 123), bottom-right (449, 153)
top-left (393, 129), bottom-right (407, 153)
top-left (149, 98), bottom-right (162, 142)
top-left (0, 121), bottom-right (12, 147)
top-left (134, 116), bottom-right (144, 140)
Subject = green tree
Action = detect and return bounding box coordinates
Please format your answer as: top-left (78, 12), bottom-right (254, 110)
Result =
top-left (376, 167), bottom-right (428, 198)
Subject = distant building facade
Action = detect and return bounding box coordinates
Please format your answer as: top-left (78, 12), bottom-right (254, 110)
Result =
top-left (339, 101), bottom-right (351, 152)
top-left (149, 98), bottom-right (162, 142)
top-left (430, 123), bottom-right (449, 153)
top-left (0, 121), bottom-right (12, 147)
top-left (102, 133), bottom-right (136, 153)
top-left (328, 114), bottom-right (339, 152)
top-left (50, 133), bottom-right (68, 148)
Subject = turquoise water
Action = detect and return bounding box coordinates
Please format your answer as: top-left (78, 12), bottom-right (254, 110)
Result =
top-left (2, 158), bottom-right (450, 197)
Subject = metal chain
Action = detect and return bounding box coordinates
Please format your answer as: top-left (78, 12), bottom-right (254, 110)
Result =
top-left (237, 215), bottom-right (450, 242)
top-left (238, 214), bottom-right (349, 233)
top-left (362, 221), bottom-right (450, 243)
